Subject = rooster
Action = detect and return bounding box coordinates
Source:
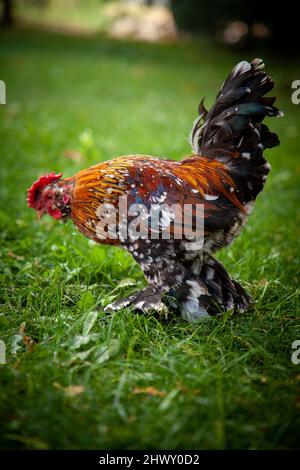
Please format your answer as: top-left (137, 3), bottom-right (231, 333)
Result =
top-left (27, 58), bottom-right (282, 322)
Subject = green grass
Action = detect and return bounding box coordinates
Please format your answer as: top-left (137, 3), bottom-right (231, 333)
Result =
top-left (0, 29), bottom-right (299, 450)
top-left (15, 0), bottom-right (110, 32)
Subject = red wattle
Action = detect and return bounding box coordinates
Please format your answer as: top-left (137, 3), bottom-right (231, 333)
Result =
top-left (48, 207), bottom-right (63, 220)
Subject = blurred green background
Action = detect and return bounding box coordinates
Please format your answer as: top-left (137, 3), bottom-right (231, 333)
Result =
top-left (0, 0), bottom-right (299, 450)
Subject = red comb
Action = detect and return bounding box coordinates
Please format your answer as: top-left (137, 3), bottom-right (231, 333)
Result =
top-left (27, 172), bottom-right (62, 208)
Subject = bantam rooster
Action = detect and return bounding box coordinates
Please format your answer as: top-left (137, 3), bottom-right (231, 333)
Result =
top-left (27, 59), bottom-right (282, 322)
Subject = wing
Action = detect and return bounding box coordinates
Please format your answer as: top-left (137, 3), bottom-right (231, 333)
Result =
top-left (119, 155), bottom-right (245, 242)
top-left (71, 154), bottom-right (245, 245)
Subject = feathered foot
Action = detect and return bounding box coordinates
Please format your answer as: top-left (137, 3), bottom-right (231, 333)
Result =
top-left (104, 285), bottom-right (168, 315)
top-left (200, 256), bottom-right (251, 314)
top-left (167, 257), bottom-right (251, 322)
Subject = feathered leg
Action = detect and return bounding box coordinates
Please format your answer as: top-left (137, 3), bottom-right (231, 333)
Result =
top-left (105, 238), bottom-right (250, 321)
top-left (164, 257), bottom-right (251, 321)
top-left (199, 256), bottom-right (251, 314)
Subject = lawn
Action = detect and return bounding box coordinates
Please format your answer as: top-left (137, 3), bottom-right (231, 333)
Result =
top-left (0, 29), bottom-right (299, 450)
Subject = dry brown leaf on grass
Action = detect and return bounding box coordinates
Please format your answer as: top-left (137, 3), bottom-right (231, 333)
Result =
top-left (23, 335), bottom-right (36, 352)
top-left (64, 385), bottom-right (85, 397)
top-left (19, 322), bottom-right (36, 352)
top-left (133, 386), bottom-right (166, 398)
top-left (53, 382), bottom-right (84, 397)
top-left (19, 322), bottom-right (26, 335)
top-left (255, 278), bottom-right (269, 288)
top-left (7, 251), bottom-right (24, 261)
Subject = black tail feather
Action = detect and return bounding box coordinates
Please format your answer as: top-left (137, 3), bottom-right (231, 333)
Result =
top-left (190, 58), bottom-right (283, 202)
top-left (190, 58), bottom-right (283, 157)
